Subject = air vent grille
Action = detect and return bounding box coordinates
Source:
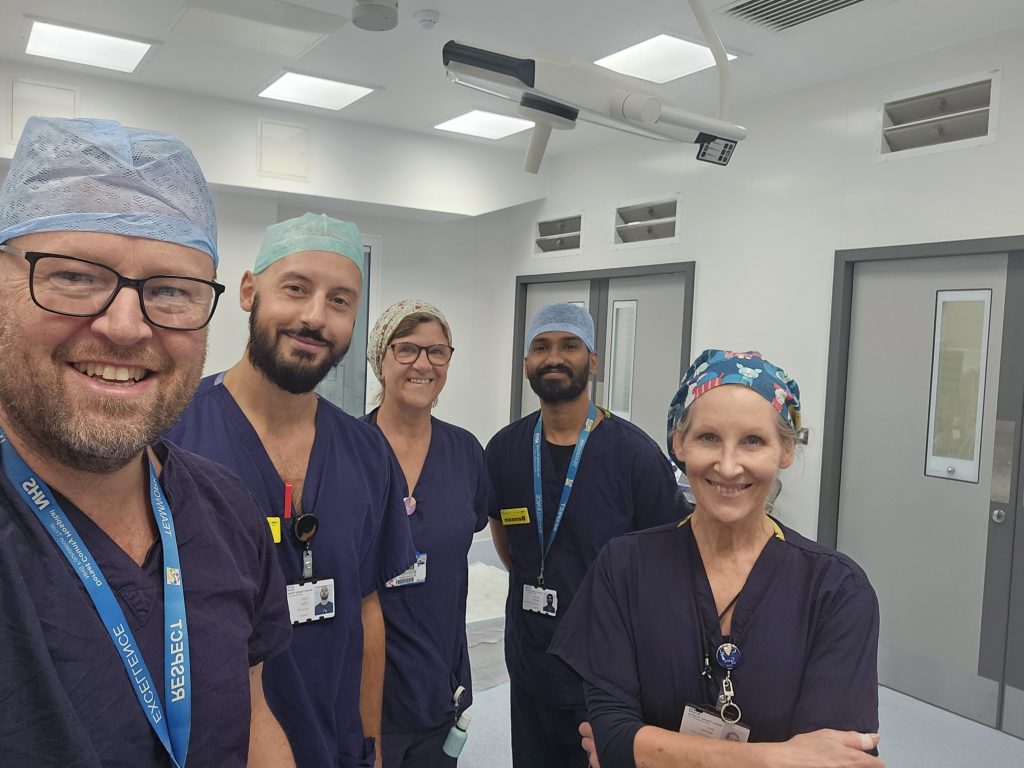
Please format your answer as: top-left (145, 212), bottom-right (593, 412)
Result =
top-left (535, 214), bottom-right (582, 255)
top-left (614, 198), bottom-right (679, 246)
top-left (723, 0), bottom-right (868, 31)
top-left (882, 79), bottom-right (993, 154)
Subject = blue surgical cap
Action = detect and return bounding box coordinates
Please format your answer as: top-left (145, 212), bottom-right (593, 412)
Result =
top-left (254, 213), bottom-right (364, 276)
top-left (0, 116), bottom-right (218, 264)
top-left (525, 303), bottom-right (595, 355)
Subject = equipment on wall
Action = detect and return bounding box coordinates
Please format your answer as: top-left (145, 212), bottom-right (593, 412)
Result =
top-left (441, 0), bottom-right (745, 172)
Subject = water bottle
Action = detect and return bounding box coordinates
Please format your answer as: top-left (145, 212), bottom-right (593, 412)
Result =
top-left (442, 713), bottom-right (471, 758)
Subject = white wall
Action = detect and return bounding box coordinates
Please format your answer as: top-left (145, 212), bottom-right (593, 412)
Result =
top-left (0, 59), bottom-right (547, 217)
top-left (472, 25), bottom-right (1024, 536)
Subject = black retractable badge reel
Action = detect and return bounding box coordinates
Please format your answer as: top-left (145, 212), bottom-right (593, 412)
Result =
top-left (293, 512), bottom-right (320, 581)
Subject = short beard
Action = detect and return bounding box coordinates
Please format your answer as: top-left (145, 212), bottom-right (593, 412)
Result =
top-left (0, 340), bottom-right (205, 475)
top-left (247, 295), bottom-right (349, 395)
top-left (527, 363), bottom-right (591, 404)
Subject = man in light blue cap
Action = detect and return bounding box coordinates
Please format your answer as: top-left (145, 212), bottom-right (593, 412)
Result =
top-left (0, 117), bottom-right (294, 767)
top-left (484, 302), bottom-right (682, 768)
top-left (167, 212), bottom-right (415, 768)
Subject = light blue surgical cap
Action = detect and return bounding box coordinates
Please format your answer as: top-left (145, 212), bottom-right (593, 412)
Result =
top-left (254, 213), bottom-right (364, 276)
top-left (0, 116), bottom-right (218, 264)
top-left (525, 303), bottom-right (595, 355)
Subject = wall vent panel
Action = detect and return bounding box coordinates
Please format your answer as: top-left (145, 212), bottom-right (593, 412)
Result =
top-left (881, 77), bottom-right (994, 155)
top-left (534, 214), bottom-right (582, 255)
top-left (614, 198), bottom-right (679, 246)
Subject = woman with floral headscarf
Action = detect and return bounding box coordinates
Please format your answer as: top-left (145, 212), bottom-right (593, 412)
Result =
top-left (362, 300), bottom-right (491, 768)
top-left (550, 350), bottom-right (882, 768)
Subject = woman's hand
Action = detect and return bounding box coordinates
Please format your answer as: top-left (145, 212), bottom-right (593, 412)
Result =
top-left (764, 730), bottom-right (883, 768)
top-left (579, 721), bottom-right (601, 768)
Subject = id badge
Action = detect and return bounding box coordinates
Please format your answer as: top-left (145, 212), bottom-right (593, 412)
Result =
top-left (522, 584), bottom-right (559, 616)
top-left (679, 703), bottom-right (750, 742)
top-left (286, 577), bottom-right (336, 625)
top-left (385, 552), bottom-right (428, 588)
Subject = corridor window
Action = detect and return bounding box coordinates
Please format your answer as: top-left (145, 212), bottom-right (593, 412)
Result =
top-left (925, 290), bottom-right (991, 482)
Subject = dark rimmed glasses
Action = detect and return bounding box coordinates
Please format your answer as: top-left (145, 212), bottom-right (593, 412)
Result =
top-left (388, 342), bottom-right (455, 366)
top-left (0, 244), bottom-right (225, 331)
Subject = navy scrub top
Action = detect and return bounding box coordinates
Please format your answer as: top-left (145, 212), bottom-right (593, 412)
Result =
top-left (549, 517), bottom-right (880, 768)
top-left (165, 374), bottom-right (416, 768)
top-left (364, 412), bottom-right (491, 733)
top-left (485, 410), bottom-right (683, 707)
top-left (0, 440), bottom-right (291, 768)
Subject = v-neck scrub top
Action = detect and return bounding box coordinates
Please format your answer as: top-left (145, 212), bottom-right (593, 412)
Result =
top-left (363, 412), bottom-right (491, 733)
top-left (0, 440), bottom-right (292, 768)
top-left (165, 373), bottom-right (416, 768)
top-left (549, 518), bottom-right (880, 768)
top-left (485, 410), bottom-right (683, 707)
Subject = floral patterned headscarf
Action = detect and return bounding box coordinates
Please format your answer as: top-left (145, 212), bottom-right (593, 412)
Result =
top-left (666, 349), bottom-right (801, 462)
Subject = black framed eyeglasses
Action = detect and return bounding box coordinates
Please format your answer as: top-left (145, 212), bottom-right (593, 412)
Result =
top-left (0, 244), bottom-right (225, 331)
top-left (388, 342), bottom-right (455, 366)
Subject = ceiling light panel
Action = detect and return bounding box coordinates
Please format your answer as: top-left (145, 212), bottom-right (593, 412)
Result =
top-left (259, 73), bottom-right (373, 111)
top-left (595, 34), bottom-right (737, 84)
top-left (434, 110), bottom-right (533, 140)
top-left (26, 21), bottom-right (151, 73)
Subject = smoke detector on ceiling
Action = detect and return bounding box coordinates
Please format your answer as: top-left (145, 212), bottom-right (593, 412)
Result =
top-left (413, 10), bottom-right (439, 30)
top-left (353, 0), bottom-right (398, 32)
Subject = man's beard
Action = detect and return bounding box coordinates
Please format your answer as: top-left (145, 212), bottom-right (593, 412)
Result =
top-left (527, 363), bottom-right (591, 404)
top-left (0, 335), bottom-right (205, 475)
top-left (247, 295), bottom-right (349, 395)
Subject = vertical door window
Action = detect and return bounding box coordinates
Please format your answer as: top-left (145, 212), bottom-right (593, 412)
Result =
top-left (608, 300), bottom-right (637, 420)
top-left (925, 289), bottom-right (991, 482)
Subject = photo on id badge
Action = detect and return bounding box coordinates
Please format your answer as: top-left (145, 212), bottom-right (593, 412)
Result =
top-left (522, 584), bottom-right (558, 616)
top-left (286, 578), bottom-right (336, 624)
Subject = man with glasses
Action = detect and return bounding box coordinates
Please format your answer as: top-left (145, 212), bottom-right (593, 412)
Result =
top-left (165, 213), bottom-right (415, 768)
top-left (485, 302), bottom-right (683, 768)
top-left (0, 116), bottom-right (293, 767)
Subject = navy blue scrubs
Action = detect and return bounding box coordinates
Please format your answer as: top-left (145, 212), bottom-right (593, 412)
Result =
top-left (364, 413), bottom-right (491, 768)
top-left (166, 374), bottom-right (415, 768)
top-left (0, 440), bottom-right (291, 768)
top-left (485, 410), bottom-right (683, 768)
top-left (549, 518), bottom-right (880, 768)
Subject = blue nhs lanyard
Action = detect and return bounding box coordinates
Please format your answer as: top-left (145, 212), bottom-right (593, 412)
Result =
top-left (532, 401), bottom-right (597, 586)
top-left (0, 428), bottom-right (191, 767)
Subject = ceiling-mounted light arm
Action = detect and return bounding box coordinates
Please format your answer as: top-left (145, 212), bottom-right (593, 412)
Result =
top-left (687, 0), bottom-right (733, 122)
top-left (441, 38), bottom-right (747, 169)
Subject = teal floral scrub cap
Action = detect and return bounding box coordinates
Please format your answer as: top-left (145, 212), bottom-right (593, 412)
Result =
top-left (0, 116), bottom-right (218, 263)
top-left (667, 349), bottom-right (801, 463)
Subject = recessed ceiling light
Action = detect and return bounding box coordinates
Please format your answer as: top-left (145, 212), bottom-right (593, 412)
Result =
top-left (595, 34), bottom-right (738, 84)
top-left (434, 110), bottom-right (533, 140)
top-left (26, 20), bottom-right (151, 73)
top-left (259, 73), bottom-right (373, 111)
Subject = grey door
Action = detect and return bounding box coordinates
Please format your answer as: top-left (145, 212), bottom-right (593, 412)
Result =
top-left (837, 253), bottom-right (1022, 732)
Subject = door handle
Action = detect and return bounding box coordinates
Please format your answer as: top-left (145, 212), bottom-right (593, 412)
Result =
top-left (992, 509), bottom-right (1007, 524)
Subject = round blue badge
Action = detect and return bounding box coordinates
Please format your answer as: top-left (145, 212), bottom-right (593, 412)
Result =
top-left (715, 642), bottom-right (742, 670)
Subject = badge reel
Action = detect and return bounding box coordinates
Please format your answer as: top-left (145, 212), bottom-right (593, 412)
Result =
top-left (293, 512), bottom-right (319, 581)
top-left (715, 642), bottom-right (743, 725)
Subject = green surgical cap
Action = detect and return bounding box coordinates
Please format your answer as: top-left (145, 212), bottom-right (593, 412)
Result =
top-left (254, 212), bottom-right (363, 276)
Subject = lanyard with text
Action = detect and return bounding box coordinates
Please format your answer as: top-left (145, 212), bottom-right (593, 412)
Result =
top-left (0, 428), bottom-right (191, 767)
top-left (532, 401), bottom-right (597, 586)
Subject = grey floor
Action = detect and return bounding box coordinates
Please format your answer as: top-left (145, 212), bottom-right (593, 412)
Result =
top-left (463, 534), bottom-right (1024, 767)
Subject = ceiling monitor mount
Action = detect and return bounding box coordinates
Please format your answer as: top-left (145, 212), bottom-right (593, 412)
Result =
top-left (441, 0), bottom-right (745, 173)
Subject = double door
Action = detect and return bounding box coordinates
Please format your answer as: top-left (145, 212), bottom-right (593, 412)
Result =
top-left (513, 264), bottom-right (693, 451)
